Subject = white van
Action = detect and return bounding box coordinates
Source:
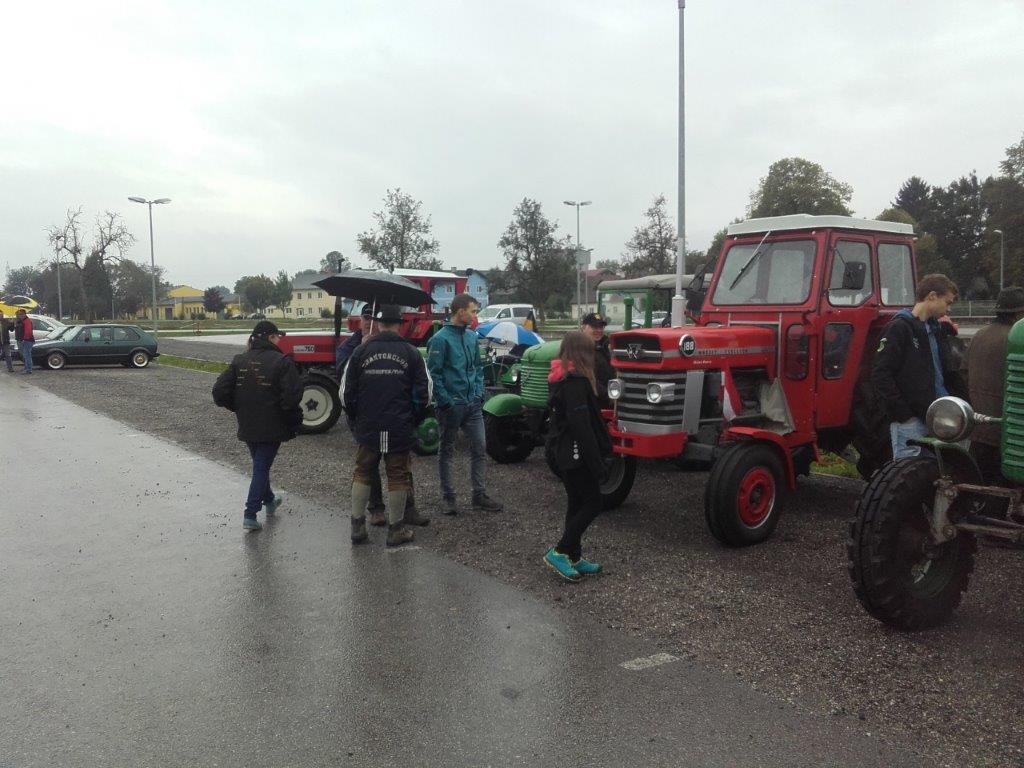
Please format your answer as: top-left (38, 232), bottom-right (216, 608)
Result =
top-left (477, 303), bottom-right (536, 326)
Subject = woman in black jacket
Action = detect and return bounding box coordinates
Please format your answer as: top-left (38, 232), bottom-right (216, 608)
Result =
top-left (544, 331), bottom-right (613, 582)
top-left (212, 321), bottom-right (303, 531)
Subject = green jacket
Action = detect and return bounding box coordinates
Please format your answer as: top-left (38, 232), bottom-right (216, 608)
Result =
top-left (427, 323), bottom-right (484, 409)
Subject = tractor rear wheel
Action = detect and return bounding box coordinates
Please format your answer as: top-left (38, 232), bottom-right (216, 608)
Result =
top-left (298, 373), bottom-right (342, 435)
top-left (704, 443), bottom-right (785, 547)
top-left (847, 457), bottom-right (975, 630)
top-left (484, 412), bottom-right (534, 463)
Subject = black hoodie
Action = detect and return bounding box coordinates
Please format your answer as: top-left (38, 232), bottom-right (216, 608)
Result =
top-left (212, 337), bottom-right (303, 443)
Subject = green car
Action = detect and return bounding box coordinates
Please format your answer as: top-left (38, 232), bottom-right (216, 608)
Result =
top-left (28, 324), bottom-right (159, 370)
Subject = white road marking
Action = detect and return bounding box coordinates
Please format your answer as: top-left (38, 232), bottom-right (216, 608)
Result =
top-left (385, 546), bottom-right (422, 554)
top-left (619, 653), bottom-right (680, 671)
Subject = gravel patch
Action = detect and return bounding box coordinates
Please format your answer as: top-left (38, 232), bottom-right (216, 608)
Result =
top-left (19, 364), bottom-right (1024, 767)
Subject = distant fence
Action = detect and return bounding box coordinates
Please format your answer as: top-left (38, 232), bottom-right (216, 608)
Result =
top-left (950, 301), bottom-right (996, 319)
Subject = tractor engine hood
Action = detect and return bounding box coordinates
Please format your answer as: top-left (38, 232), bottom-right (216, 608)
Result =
top-left (609, 325), bottom-right (777, 373)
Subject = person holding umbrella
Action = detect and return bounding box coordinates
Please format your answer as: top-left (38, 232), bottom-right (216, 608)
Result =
top-left (212, 321), bottom-right (303, 531)
top-left (343, 305), bottom-right (431, 546)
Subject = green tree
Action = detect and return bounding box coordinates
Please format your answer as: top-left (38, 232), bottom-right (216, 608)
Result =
top-left (3, 265), bottom-right (43, 296)
top-left (234, 275), bottom-right (275, 313)
top-left (594, 258), bottom-right (621, 273)
top-left (203, 287), bottom-right (226, 315)
top-left (892, 176), bottom-right (932, 224)
top-left (357, 188), bottom-right (441, 271)
top-left (497, 198), bottom-right (574, 319)
top-left (747, 157), bottom-right (853, 218)
top-left (109, 260), bottom-right (164, 319)
top-left (621, 195), bottom-right (676, 278)
top-left (1000, 131), bottom-right (1024, 184)
top-left (876, 208), bottom-right (952, 277)
top-left (81, 252), bottom-right (112, 320)
top-left (927, 173), bottom-right (988, 295)
top-left (982, 174), bottom-right (1024, 288)
top-left (272, 270), bottom-right (293, 311)
top-left (320, 251), bottom-right (350, 274)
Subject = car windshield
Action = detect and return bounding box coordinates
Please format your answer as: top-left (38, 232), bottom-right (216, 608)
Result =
top-left (711, 240), bottom-right (816, 306)
top-left (477, 306), bottom-right (502, 321)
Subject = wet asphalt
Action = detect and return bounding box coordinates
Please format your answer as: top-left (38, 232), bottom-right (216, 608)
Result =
top-left (0, 375), bottom-right (924, 767)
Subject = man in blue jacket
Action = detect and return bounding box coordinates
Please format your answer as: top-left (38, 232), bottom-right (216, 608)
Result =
top-left (427, 293), bottom-right (503, 515)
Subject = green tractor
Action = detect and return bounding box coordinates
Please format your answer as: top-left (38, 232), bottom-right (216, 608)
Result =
top-left (848, 319), bottom-right (1024, 630)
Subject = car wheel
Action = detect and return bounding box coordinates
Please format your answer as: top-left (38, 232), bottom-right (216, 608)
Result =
top-left (129, 351), bottom-right (151, 368)
top-left (46, 352), bottom-right (67, 370)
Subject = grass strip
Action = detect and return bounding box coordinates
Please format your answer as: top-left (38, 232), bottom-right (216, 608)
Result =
top-left (811, 451), bottom-right (860, 479)
top-left (157, 354), bottom-right (228, 375)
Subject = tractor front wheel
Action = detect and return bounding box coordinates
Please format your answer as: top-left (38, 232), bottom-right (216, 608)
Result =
top-left (704, 443), bottom-right (785, 547)
top-left (599, 455), bottom-right (637, 510)
top-left (413, 415), bottom-right (440, 456)
top-left (298, 374), bottom-right (342, 435)
top-left (847, 457), bottom-right (975, 630)
top-left (484, 412), bottom-right (534, 463)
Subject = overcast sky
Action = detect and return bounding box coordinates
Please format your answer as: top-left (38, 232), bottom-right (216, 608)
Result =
top-left (1, 0), bottom-right (1022, 288)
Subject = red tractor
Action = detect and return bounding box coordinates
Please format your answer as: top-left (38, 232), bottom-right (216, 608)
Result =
top-left (603, 214), bottom-right (917, 546)
top-left (275, 269), bottom-right (467, 441)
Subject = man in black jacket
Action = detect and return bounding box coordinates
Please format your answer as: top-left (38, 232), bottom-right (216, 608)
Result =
top-left (0, 310), bottom-right (13, 372)
top-left (871, 274), bottom-right (967, 459)
top-left (342, 305), bottom-right (431, 546)
top-left (212, 320), bottom-right (303, 531)
top-left (581, 312), bottom-right (614, 406)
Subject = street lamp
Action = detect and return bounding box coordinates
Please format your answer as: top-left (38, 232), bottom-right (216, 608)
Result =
top-left (128, 197), bottom-right (171, 335)
top-left (672, 0), bottom-right (687, 328)
top-left (564, 200), bottom-right (592, 318)
top-left (53, 247), bottom-right (63, 320)
top-left (993, 229), bottom-right (1005, 291)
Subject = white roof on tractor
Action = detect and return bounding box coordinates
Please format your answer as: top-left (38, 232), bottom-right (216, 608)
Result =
top-left (392, 268), bottom-right (459, 279)
top-left (727, 214), bottom-right (914, 237)
top-left (597, 273), bottom-right (694, 291)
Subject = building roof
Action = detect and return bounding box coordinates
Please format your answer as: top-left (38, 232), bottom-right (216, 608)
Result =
top-left (291, 272), bottom-right (332, 290)
top-left (727, 214), bottom-right (914, 237)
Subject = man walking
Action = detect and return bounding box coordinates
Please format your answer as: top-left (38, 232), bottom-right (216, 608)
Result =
top-left (0, 310), bottom-right (13, 372)
top-left (14, 309), bottom-right (34, 374)
top-left (871, 274), bottom-right (968, 459)
top-left (581, 312), bottom-right (614, 406)
top-left (212, 320), bottom-right (303, 531)
top-left (428, 293), bottom-right (503, 514)
top-left (343, 305), bottom-right (430, 546)
top-left (966, 286), bottom-right (1024, 480)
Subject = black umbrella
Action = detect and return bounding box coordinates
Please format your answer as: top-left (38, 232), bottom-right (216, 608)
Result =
top-left (313, 269), bottom-right (431, 307)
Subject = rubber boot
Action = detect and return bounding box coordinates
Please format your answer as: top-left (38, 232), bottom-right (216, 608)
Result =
top-left (386, 522), bottom-right (415, 547)
top-left (386, 488), bottom-right (414, 546)
top-left (351, 482), bottom-right (371, 544)
top-left (402, 488), bottom-right (430, 527)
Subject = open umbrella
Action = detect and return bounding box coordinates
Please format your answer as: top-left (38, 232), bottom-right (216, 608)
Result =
top-left (313, 269), bottom-right (431, 307)
top-left (476, 320), bottom-right (543, 347)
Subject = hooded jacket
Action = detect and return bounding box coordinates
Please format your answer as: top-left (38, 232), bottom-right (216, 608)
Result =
top-left (13, 316), bottom-right (34, 343)
top-left (546, 359), bottom-right (612, 479)
top-left (870, 309), bottom-right (968, 424)
top-left (212, 337), bottom-right (304, 443)
top-left (426, 322), bottom-right (484, 409)
top-left (0, 318), bottom-right (10, 346)
top-left (342, 330), bottom-right (431, 453)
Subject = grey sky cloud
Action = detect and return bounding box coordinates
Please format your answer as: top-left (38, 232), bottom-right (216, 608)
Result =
top-left (1, 0), bottom-right (1021, 288)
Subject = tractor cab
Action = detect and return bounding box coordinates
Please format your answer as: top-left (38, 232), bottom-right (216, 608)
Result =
top-left (605, 214), bottom-right (918, 545)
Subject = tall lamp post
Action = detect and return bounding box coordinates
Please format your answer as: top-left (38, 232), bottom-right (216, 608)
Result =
top-left (53, 247), bottom-right (63, 320)
top-left (564, 200), bottom-right (592, 318)
top-left (128, 197), bottom-right (171, 335)
top-left (671, 0), bottom-right (687, 328)
top-left (994, 229), bottom-right (1005, 291)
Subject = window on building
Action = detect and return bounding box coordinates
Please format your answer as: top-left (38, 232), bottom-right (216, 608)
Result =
top-left (317, 292), bottom-right (322, 298)
top-left (297, 308), bottom-right (304, 316)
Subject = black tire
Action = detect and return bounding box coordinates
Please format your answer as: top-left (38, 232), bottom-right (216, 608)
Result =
top-left (847, 457), bottom-right (976, 630)
top-left (849, 382), bottom-right (892, 480)
top-left (45, 352), bottom-right (67, 370)
top-left (297, 374), bottom-right (342, 435)
top-left (704, 443), bottom-right (786, 547)
top-left (484, 412), bottom-right (534, 463)
top-left (129, 350), bottom-right (151, 369)
top-left (600, 455), bottom-right (637, 510)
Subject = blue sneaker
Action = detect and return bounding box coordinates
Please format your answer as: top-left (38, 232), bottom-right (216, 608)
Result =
top-left (544, 548), bottom-right (580, 582)
top-left (572, 558), bottom-right (602, 575)
top-left (264, 495), bottom-right (284, 515)
top-left (242, 517), bottom-right (262, 531)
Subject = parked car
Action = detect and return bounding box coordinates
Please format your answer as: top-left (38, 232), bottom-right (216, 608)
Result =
top-left (10, 314), bottom-right (66, 359)
top-left (476, 303), bottom-right (536, 326)
top-left (29, 324), bottom-right (159, 370)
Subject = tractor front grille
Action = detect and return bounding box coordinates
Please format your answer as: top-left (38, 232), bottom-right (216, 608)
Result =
top-left (616, 370), bottom-right (688, 429)
top-left (519, 358), bottom-right (552, 408)
top-left (1003, 352), bottom-right (1024, 483)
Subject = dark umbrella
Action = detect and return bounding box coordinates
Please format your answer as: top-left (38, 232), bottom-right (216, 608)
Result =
top-left (313, 269), bottom-right (431, 307)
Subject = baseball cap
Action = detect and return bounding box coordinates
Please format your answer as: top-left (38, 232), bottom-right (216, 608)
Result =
top-left (375, 304), bottom-right (404, 323)
top-left (252, 320), bottom-right (285, 337)
top-left (581, 312), bottom-right (607, 327)
top-left (359, 303), bottom-right (374, 318)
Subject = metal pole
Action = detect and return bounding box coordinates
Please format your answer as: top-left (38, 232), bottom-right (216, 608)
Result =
top-left (148, 202), bottom-right (158, 335)
top-left (55, 250), bottom-right (63, 320)
top-left (671, 0), bottom-right (687, 328)
top-left (576, 205), bottom-right (582, 318)
top-left (1000, 231), bottom-right (1005, 291)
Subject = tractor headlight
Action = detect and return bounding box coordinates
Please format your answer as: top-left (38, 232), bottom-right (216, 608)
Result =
top-left (607, 379), bottom-right (623, 400)
top-left (510, 368), bottom-right (520, 384)
top-left (646, 382), bottom-right (675, 404)
top-left (926, 396), bottom-right (975, 442)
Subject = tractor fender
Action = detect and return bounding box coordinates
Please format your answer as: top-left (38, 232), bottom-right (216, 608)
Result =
top-left (722, 427), bottom-right (800, 490)
top-left (910, 437), bottom-right (984, 483)
top-left (483, 393), bottom-right (525, 419)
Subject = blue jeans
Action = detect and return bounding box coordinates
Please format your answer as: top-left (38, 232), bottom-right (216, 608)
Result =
top-left (245, 441), bottom-right (280, 518)
top-left (890, 417), bottom-right (928, 460)
top-left (20, 341), bottom-right (33, 372)
top-left (438, 400), bottom-right (486, 501)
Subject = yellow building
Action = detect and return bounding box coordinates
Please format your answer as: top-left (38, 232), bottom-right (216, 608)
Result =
top-left (136, 285), bottom-right (243, 320)
top-left (281, 273), bottom-right (334, 320)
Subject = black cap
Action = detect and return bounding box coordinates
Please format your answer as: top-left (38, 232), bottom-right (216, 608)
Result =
top-left (581, 312), bottom-right (607, 328)
top-left (375, 304), bottom-right (403, 323)
top-left (252, 320), bottom-right (285, 337)
top-left (996, 287), bottom-right (1024, 314)
top-left (359, 303), bottom-right (375, 318)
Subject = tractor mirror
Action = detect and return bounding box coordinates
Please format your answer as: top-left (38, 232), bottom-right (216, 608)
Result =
top-left (838, 261), bottom-right (867, 292)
